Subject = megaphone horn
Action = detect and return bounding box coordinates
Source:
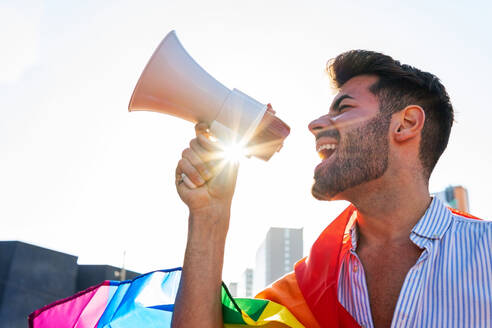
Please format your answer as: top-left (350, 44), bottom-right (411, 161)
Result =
top-left (128, 30), bottom-right (290, 161)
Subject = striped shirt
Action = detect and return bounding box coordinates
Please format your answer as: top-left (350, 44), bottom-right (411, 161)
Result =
top-left (337, 197), bottom-right (492, 328)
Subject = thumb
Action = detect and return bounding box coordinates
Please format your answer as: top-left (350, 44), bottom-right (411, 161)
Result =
top-left (208, 160), bottom-right (239, 198)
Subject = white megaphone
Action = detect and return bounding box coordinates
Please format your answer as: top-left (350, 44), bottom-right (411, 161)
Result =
top-left (128, 30), bottom-right (290, 161)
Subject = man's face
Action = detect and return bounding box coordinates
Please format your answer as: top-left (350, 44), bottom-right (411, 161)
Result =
top-left (309, 75), bottom-right (391, 200)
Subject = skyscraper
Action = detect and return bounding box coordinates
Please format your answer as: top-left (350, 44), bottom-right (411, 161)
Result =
top-left (237, 268), bottom-right (254, 297)
top-left (254, 228), bottom-right (303, 293)
top-left (227, 282), bottom-right (238, 298)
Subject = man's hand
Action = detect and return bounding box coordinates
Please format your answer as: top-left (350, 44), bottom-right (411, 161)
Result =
top-left (172, 123), bottom-right (239, 328)
top-left (175, 122), bottom-right (239, 221)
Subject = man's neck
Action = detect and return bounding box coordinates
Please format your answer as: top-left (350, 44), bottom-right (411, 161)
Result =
top-left (349, 179), bottom-right (432, 246)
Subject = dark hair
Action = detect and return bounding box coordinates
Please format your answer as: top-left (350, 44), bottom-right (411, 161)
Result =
top-left (327, 50), bottom-right (454, 179)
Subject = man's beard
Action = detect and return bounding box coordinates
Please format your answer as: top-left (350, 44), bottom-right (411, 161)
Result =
top-left (312, 113), bottom-right (390, 200)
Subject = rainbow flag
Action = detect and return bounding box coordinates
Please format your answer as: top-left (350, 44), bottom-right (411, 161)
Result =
top-left (29, 267), bottom-right (304, 328)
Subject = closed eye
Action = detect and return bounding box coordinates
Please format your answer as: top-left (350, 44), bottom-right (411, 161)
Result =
top-left (338, 105), bottom-right (352, 112)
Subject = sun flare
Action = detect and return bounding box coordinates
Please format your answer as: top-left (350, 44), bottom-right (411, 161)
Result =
top-left (220, 141), bottom-right (248, 163)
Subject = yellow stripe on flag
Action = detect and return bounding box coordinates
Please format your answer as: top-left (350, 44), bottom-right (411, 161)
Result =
top-left (223, 303), bottom-right (305, 327)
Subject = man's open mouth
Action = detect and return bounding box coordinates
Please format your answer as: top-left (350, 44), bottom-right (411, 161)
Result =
top-left (317, 143), bottom-right (337, 160)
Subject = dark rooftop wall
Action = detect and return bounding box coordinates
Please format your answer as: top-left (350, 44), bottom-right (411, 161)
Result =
top-left (0, 241), bottom-right (16, 308)
top-left (0, 241), bottom-right (78, 328)
top-left (77, 265), bottom-right (140, 291)
top-left (0, 241), bottom-right (141, 328)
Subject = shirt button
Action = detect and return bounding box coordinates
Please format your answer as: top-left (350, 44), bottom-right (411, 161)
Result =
top-left (353, 264), bottom-right (358, 273)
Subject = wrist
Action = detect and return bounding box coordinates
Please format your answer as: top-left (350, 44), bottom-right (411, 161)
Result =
top-left (189, 202), bottom-right (231, 222)
top-left (188, 206), bottom-right (230, 238)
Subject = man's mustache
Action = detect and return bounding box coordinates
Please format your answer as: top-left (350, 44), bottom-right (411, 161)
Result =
top-left (315, 128), bottom-right (340, 142)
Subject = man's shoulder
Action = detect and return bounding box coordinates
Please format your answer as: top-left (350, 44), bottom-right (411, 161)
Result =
top-left (449, 207), bottom-right (488, 221)
top-left (447, 210), bottom-right (492, 245)
top-left (450, 210), bottom-right (492, 227)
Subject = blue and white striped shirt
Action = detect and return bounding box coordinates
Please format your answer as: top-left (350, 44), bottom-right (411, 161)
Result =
top-left (337, 197), bottom-right (492, 328)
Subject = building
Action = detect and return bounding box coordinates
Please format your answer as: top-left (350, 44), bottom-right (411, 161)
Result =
top-left (0, 241), bottom-right (139, 328)
top-left (254, 228), bottom-right (303, 293)
top-left (434, 185), bottom-right (470, 212)
top-left (227, 282), bottom-right (238, 297)
top-left (237, 268), bottom-right (254, 298)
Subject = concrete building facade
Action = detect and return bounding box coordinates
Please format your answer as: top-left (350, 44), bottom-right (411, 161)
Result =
top-left (237, 268), bottom-right (254, 298)
top-left (254, 228), bottom-right (303, 293)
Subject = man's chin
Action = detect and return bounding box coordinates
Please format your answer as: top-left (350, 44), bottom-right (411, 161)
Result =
top-left (311, 184), bottom-right (337, 201)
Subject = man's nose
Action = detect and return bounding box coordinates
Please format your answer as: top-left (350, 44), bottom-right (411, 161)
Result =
top-left (308, 115), bottom-right (332, 136)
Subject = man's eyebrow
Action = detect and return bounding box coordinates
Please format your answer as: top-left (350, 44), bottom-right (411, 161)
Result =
top-left (331, 94), bottom-right (354, 112)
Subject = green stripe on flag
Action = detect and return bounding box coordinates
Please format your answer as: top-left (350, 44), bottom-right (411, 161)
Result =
top-left (221, 283), bottom-right (268, 324)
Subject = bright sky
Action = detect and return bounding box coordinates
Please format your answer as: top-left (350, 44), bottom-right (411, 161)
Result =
top-left (1, 0), bottom-right (491, 285)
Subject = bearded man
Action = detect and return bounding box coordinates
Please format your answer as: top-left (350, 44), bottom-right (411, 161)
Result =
top-left (171, 50), bottom-right (492, 327)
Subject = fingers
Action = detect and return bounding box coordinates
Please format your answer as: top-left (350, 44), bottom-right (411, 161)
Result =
top-left (266, 103), bottom-right (276, 115)
top-left (177, 124), bottom-right (220, 188)
top-left (177, 122), bottom-right (232, 190)
top-left (190, 138), bottom-right (221, 165)
top-left (182, 173), bottom-right (197, 189)
top-left (190, 125), bottom-right (223, 173)
top-left (182, 148), bottom-right (213, 181)
top-left (195, 122), bottom-right (209, 134)
top-left (175, 171), bottom-right (197, 189)
top-left (196, 132), bottom-right (221, 152)
top-left (177, 158), bottom-right (204, 188)
top-left (194, 123), bottom-right (221, 152)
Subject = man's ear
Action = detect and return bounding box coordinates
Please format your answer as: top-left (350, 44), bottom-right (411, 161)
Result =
top-left (392, 105), bottom-right (425, 143)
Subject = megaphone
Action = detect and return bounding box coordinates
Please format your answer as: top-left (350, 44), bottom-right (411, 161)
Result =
top-left (128, 31), bottom-right (290, 161)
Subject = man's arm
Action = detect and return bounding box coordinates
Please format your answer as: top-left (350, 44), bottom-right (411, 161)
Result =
top-left (172, 123), bottom-right (238, 328)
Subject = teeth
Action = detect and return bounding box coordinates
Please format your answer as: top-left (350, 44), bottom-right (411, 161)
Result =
top-left (317, 144), bottom-right (337, 152)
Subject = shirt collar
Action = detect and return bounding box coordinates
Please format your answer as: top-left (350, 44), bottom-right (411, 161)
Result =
top-left (350, 224), bottom-right (358, 251)
top-left (410, 197), bottom-right (453, 247)
top-left (342, 197), bottom-right (453, 250)
top-left (341, 211), bottom-right (358, 251)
